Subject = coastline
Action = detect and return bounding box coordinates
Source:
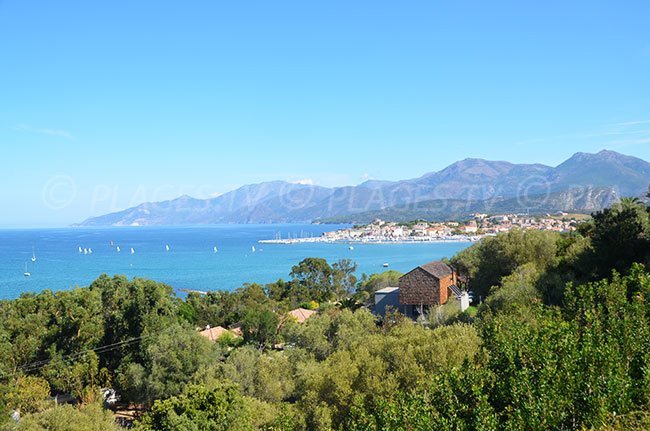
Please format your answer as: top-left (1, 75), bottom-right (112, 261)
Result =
top-left (258, 236), bottom-right (480, 245)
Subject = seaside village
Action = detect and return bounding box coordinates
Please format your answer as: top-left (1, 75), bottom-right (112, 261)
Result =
top-left (198, 259), bottom-right (471, 345)
top-left (321, 213), bottom-right (582, 242)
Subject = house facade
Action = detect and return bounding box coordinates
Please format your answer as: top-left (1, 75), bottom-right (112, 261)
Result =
top-left (374, 260), bottom-right (468, 319)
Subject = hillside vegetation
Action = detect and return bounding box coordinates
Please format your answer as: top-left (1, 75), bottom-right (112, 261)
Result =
top-left (2, 198), bottom-right (650, 430)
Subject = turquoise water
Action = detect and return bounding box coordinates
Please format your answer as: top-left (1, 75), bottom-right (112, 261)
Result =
top-left (0, 225), bottom-right (471, 300)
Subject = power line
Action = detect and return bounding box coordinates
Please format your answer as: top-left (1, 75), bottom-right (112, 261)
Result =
top-left (2, 323), bottom-right (187, 380)
top-left (1, 334), bottom-right (153, 378)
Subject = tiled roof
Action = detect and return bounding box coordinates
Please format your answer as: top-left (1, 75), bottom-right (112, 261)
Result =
top-left (199, 326), bottom-right (229, 342)
top-left (418, 261), bottom-right (453, 279)
top-left (288, 308), bottom-right (317, 324)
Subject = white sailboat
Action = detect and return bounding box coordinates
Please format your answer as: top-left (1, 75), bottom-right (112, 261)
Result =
top-left (83, 248), bottom-right (88, 255)
top-left (23, 262), bottom-right (30, 277)
top-left (349, 246), bottom-right (354, 251)
top-left (251, 245), bottom-right (256, 253)
top-left (88, 248), bottom-right (93, 254)
top-left (166, 244), bottom-right (170, 252)
top-left (130, 247), bottom-right (135, 254)
top-left (78, 246), bottom-right (83, 253)
top-left (213, 246), bottom-right (218, 253)
top-left (116, 246), bottom-right (121, 253)
top-left (31, 247), bottom-right (36, 262)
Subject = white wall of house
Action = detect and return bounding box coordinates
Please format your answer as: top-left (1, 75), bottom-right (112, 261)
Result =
top-left (460, 292), bottom-right (470, 312)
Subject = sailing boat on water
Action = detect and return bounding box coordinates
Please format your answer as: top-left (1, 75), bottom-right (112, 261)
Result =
top-left (116, 246), bottom-right (121, 253)
top-left (23, 262), bottom-right (30, 277)
top-left (83, 248), bottom-right (88, 255)
top-left (251, 245), bottom-right (256, 253)
top-left (88, 248), bottom-right (93, 254)
top-left (31, 247), bottom-right (36, 262)
top-left (166, 244), bottom-right (170, 252)
top-left (78, 246), bottom-right (83, 253)
top-left (130, 247), bottom-right (135, 254)
top-left (213, 246), bottom-right (218, 253)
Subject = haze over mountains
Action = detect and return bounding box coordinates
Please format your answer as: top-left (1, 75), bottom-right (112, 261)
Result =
top-left (78, 150), bottom-right (650, 226)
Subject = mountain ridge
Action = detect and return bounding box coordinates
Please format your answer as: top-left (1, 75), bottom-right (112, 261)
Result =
top-left (76, 150), bottom-right (650, 226)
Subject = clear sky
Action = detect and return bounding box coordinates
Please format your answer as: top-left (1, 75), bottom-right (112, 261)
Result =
top-left (1, 0), bottom-right (649, 226)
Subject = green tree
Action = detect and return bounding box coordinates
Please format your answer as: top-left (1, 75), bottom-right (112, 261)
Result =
top-left (215, 346), bottom-right (296, 403)
top-left (241, 307), bottom-right (279, 349)
top-left (266, 279), bottom-right (311, 307)
top-left (451, 229), bottom-right (559, 300)
top-left (43, 351), bottom-right (107, 403)
top-left (133, 383), bottom-right (254, 431)
top-left (355, 270), bottom-right (402, 306)
top-left (331, 259), bottom-right (358, 301)
top-left (90, 275), bottom-right (179, 372)
top-left (2, 403), bottom-right (120, 431)
top-left (290, 258), bottom-right (336, 302)
top-left (582, 197), bottom-right (650, 278)
top-left (116, 324), bottom-right (221, 407)
top-left (4, 376), bottom-right (50, 415)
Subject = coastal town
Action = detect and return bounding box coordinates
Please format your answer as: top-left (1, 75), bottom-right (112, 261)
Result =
top-left (260, 213), bottom-right (586, 244)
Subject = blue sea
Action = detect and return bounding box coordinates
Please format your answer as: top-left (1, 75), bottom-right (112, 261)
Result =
top-left (0, 225), bottom-right (471, 300)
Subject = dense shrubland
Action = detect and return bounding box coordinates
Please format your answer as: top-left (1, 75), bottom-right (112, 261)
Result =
top-left (1, 198), bottom-right (650, 430)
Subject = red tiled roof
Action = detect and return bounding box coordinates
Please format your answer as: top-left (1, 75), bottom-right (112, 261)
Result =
top-left (287, 308), bottom-right (317, 324)
top-left (199, 325), bottom-right (242, 342)
top-left (199, 326), bottom-right (229, 342)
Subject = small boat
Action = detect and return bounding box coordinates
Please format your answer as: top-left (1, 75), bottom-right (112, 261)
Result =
top-left (23, 262), bottom-right (30, 277)
top-left (110, 240), bottom-right (114, 247)
top-left (31, 247), bottom-right (36, 262)
top-left (83, 248), bottom-right (88, 255)
top-left (88, 248), bottom-right (93, 254)
top-left (130, 247), bottom-right (135, 254)
top-left (165, 244), bottom-right (170, 252)
top-left (116, 246), bottom-right (121, 253)
top-left (349, 246), bottom-right (354, 251)
top-left (213, 246), bottom-right (218, 253)
top-left (78, 246), bottom-right (83, 253)
top-left (251, 245), bottom-right (256, 253)
top-left (383, 263), bottom-right (389, 268)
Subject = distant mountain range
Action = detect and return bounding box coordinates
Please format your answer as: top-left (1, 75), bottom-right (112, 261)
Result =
top-left (76, 150), bottom-right (650, 226)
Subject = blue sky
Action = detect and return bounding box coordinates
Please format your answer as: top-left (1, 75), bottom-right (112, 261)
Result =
top-left (1, 0), bottom-right (649, 226)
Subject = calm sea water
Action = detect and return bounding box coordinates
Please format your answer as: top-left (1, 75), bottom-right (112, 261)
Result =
top-left (0, 225), bottom-right (471, 300)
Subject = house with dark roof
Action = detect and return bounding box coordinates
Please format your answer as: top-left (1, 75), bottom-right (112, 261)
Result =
top-left (374, 260), bottom-right (469, 319)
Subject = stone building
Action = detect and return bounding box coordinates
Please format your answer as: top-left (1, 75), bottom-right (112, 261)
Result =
top-left (374, 260), bottom-right (469, 319)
